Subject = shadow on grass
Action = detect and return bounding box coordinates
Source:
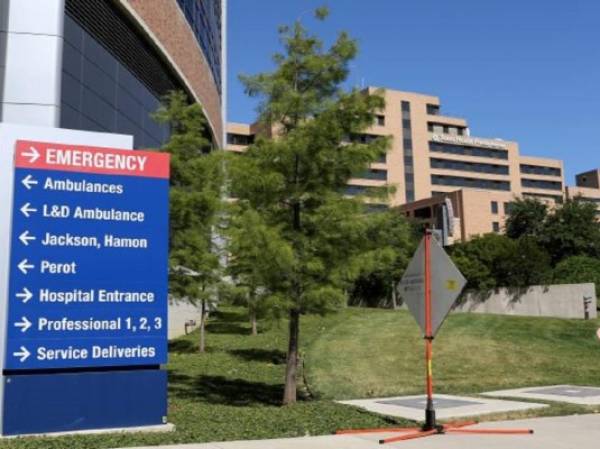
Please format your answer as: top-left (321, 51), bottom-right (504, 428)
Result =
top-left (205, 321), bottom-right (250, 335)
top-left (168, 339), bottom-right (197, 354)
top-left (170, 372), bottom-right (285, 406)
top-left (229, 348), bottom-right (286, 365)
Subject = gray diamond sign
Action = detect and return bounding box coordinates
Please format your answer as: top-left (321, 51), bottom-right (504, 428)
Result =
top-left (398, 237), bottom-right (466, 337)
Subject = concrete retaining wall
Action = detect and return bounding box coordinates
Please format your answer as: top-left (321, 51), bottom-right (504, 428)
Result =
top-left (453, 283), bottom-right (597, 320)
top-left (168, 300), bottom-right (202, 340)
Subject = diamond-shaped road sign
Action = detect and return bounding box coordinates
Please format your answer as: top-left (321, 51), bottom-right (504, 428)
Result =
top-left (398, 237), bottom-right (466, 337)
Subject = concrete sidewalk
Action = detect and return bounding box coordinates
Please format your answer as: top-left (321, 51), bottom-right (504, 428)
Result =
top-left (118, 413), bottom-right (600, 449)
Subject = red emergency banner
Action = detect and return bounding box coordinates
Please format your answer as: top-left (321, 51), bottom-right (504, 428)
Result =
top-left (15, 140), bottom-right (170, 179)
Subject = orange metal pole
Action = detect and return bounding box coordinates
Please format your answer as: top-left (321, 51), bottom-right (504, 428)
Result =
top-left (423, 231), bottom-right (436, 430)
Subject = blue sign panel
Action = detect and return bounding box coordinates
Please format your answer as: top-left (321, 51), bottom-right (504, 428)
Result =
top-left (5, 140), bottom-right (170, 370)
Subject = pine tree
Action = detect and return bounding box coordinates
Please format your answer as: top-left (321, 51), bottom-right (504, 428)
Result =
top-left (231, 7), bottom-right (390, 404)
top-left (154, 91), bottom-right (224, 352)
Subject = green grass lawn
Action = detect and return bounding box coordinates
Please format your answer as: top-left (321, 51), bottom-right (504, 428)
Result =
top-left (305, 308), bottom-right (600, 399)
top-left (4, 307), bottom-right (600, 449)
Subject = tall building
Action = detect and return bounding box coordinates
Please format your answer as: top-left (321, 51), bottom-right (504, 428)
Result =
top-left (227, 87), bottom-right (576, 241)
top-left (0, 0), bottom-right (226, 148)
top-left (566, 169), bottom-right (600, 214)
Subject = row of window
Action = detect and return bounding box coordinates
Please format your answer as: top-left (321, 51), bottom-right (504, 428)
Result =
top-left (429, 142), bottom-right (509, 160)
top-left (355, 169), bottom-right (388, 181)
top-left (427, 122), bottom-right (466, 136)
top-left (523, 192), bottom-right (564, 203)
top-left (227, 133), bottom-right (254, 146)
top-left (520, 164), bottom-right (562, 177)
top-left (61, 14), bottom-right (169, 148)
top-left (521, 178), bottom-right (563, 191)
top-left (432, 175), bottom-right (511, 191)
top-left (430, 158), bottom-right (509, 175)
top-left (491, 201), bottom-right (514, 215)
top-left (402, 101), bottom-right (415, 202)
top-left (176, 0), bottom-right (222, 94)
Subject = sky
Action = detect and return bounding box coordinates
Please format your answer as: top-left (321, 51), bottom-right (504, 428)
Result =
top-left (227, 0), bottom-right (600, 183)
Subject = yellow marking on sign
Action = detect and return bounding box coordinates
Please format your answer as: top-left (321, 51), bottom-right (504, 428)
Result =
top-left (445, 279), bottom-right (458, 291)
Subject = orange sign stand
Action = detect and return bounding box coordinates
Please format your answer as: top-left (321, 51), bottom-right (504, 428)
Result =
top-left (337, 230), bottom-right (535, 444)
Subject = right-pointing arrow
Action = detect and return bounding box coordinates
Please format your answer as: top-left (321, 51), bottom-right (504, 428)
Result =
top-left (14, 316), bottom-right (32, 333)
top-left (20, 203), bottom-right (37, 218)
top-left (22, 146), bottom-right (40, 163)
top-left (13, 346), bottom-right (30, 362)
top-left (19, 230), bottom-right (36, 246)
top-left (16, 288), bottom-right (33, 303)
top-left (18, 259), bottom-right (34, 275)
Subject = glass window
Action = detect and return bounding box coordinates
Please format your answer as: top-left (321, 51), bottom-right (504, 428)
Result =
top-left (426, 104), bottom-right (440, 115)
top-left (491, 201), bottom-right (498, 214)
top-left (520, 164), bottom-right (561, 177)
top-left (376, 115), bottom-right (385, 126)
top-left (432, 175), bottom-right (511, 191)
top-left (430, 157), bottom-right (509, 175)
top-left (492, 222), bottom-right (500, 233)
top-left (429, 142), bottom-right (509, 160)
top-left (61, 14), bottom-right (172, 148)
top-left (521, 179), bottom-right (563, 191)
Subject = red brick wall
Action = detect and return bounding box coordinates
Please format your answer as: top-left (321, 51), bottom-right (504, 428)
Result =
top-left (123, 0), bottom-right (223, 146)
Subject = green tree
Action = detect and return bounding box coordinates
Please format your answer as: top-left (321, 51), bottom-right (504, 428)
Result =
top-left (227, 208), bottom-right (294, 335)
top-left (505, 197), bottom-right (548, 239)
top-left (349, 210), bottom-right (416, 308)
top-left (553, 255), bottom-right (600, 296)
top-left (231, 7), bottom-right (390, 404)
top-left (451, 233), bottom-right (551, 290)
top-left (541, 198), bottom-right (600, 264)
top-left (154, 91), bottom-right (224, 352)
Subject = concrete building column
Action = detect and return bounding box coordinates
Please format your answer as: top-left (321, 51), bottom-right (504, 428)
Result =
top-left (0, 0), bottom-right (65, 127)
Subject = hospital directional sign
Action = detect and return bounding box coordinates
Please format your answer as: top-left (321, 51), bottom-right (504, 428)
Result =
top-left (398, 237), bottom-right (466, 337)
top-left (6, 140), bottom-right (170, 370)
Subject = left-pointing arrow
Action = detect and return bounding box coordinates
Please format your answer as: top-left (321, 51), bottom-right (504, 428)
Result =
top-left (18, 259), bottom-right (34, 274)
top-left (13, 346), bottom-right (31, 362)
top-left (21, 174), bottom-right (38, 190)
top-left (14, 317), bottom-right (32, 333)
top-left (20, 203), bottom-right (37, 218)
top-left (19, 230), bottom-right (36, 246)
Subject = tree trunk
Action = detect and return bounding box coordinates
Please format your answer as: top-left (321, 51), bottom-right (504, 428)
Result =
top-left (283, 308), bottom-right (300, 405)
top-left (250, 306), bottom-right (258, 336)
top-left (199, 299), bottom-right (206, 353)
top-left (391, 280), bottom-right (398, 310)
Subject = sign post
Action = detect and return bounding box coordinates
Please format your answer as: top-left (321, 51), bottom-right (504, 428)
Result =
top-left (338, 229), bottom-right (535, 444)
top-left (0, 137), bottom-right (170, 436)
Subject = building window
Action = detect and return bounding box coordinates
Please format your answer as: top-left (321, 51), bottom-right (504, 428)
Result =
top-left (401, 101), bottom-right (414, 203)
top-left (429, 142), bottom-right (508, 160)
top-left (227, 133), bottom-right (254, 146)
top-left (504, 202), bottom-right (513, 215)
top-left (426, 104), bottom-right (440, 115)
top-left (430, 157), bottom-right (509, 175)
top-left (344, 185), bottom-right (369, 196)
top-left (61, 12), bottom-right (172, 148)
top-left (492, 222), bottom-right (500, 233)
top-left (356, 169), bottom-right (388, 181)
top-left (431, 175), bottom-right (511, 191)
top-left (376, 114), bottom-right (385, 126)
top-left (521, 179), bottom-right (563, 191)
top-left (491, 201), bottom-right (498, 214)
top-left (176, 0), bottom-right (223, 94)
top-left (520, 164), bottom-right (562, 177)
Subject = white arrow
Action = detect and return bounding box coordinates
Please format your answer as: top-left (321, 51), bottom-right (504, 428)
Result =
top-left (13, 346), bottom-right (30, 362)
top-left (22, 146), bottom-right (40, 163)
top-left (16, 288), bottom-right (33, 304)
top-left (21, 174), bottom-right (38, 190)
top-left (20, 203), bottom-right (37, 218)
top-left (18, 259), bottom-right (34, 275)
top-left (19, 230), bottom-right (36, 246)
top-left (14, 316), bottom-right (32, 333)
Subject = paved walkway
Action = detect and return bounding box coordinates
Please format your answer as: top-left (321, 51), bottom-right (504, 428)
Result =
top-left (118, 414), bottom-right (600, 449)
